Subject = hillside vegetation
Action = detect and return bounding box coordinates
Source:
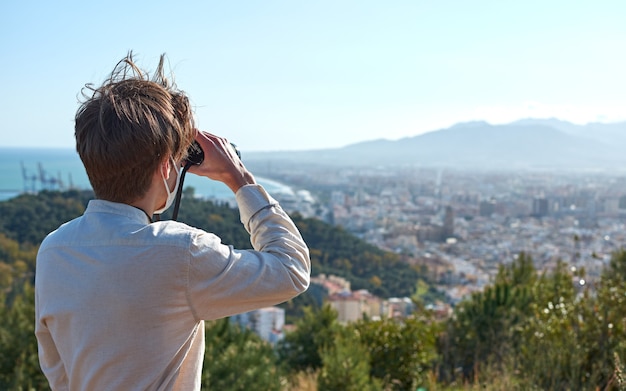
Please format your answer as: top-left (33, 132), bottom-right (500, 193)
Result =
top-left (2, 190), bottom-right (626, 390)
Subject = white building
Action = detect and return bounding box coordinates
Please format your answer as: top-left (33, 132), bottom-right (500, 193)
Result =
top-left (231, 307), bottom-right (285, 344)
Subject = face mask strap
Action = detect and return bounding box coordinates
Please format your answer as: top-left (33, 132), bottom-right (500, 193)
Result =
top-left (153, 159), bottom-right (187, 222)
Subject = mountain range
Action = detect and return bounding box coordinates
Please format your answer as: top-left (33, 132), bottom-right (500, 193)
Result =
top-left (246, 119), bottom-right (626, 171)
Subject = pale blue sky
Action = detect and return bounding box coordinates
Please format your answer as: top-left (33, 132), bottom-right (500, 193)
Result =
top-left (1, 1), bottom-right (625, 151)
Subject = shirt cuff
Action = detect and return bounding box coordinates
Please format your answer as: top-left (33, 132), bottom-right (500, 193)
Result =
top-left (235, 184), bottom-right (279, 225)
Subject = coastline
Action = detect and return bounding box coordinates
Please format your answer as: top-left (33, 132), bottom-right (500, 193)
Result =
top-left (0, 147), bottom-right (298, 203)
top-left (0, 175), bottom-right (294, 202)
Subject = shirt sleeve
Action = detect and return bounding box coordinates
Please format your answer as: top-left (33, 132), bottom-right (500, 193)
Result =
top-left (186, 184), bottom-right (311, 320)
top-left (35, 292), bottom-right (70, 391)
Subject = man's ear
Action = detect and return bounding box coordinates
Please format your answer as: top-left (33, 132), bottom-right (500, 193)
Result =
top-left (159, 158), bottom-right (171, 180)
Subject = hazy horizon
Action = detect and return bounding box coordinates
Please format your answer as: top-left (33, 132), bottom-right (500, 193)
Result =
top-left (2, 117), bottom-right (625, 153)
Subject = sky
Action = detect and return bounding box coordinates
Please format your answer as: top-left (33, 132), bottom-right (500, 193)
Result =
top-left (1, 1), bottom-right (625, 151)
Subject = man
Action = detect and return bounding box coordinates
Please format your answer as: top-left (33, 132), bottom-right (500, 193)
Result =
top-left (34, 54), bottom-right (311, 390)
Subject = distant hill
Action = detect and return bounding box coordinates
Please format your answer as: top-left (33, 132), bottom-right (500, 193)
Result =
top-left (246, 119), bottom-right (626, 170)
top-left (512, 118), bottom-right (626, 146)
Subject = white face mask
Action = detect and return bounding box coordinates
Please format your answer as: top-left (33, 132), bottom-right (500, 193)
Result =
top-left (154, 158), bottom-right (182, 215)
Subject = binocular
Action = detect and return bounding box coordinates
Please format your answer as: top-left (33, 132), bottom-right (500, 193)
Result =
top-left (185, 141), bottom-right (241, 167)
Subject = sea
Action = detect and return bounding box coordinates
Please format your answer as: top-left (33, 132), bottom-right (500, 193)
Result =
top-left (0, 147), bottom-right (294, 202)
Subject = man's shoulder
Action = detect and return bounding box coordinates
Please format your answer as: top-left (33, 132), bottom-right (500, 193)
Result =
top-left (150, 220), bottom-right (208, 242)
top-left (152, 219), bottom-right (210, 236)
top-left (152, 220), bottom-right (223, 249)
top-left (40, 214), bottom-right (84, 246)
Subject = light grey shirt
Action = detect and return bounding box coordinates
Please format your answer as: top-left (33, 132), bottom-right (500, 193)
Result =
top-left (35, 184), bottom-right (310, 391)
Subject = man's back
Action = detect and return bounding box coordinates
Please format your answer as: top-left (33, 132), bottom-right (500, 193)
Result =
top-left (36, 200), bottom-right (205, 390)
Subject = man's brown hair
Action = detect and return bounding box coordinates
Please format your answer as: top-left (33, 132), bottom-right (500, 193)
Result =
top-left (75, 53), bottom-right (195, 203)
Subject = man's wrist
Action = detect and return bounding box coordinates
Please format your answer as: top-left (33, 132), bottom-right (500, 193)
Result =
top-left (226, 172), bottom-right (256, 193)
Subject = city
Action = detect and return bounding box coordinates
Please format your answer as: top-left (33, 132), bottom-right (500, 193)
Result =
top-left (253, 163), bottom-right (626, 311)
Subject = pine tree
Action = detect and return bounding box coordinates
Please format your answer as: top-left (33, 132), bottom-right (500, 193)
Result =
top-left (353, 317), bottom-right (438, 391)
top-left (202, 318), bottom-right (284, 391)
top-left (318, 328), bottom-right (380, 391)
top-left (278, 305), bottom-right (340, 374)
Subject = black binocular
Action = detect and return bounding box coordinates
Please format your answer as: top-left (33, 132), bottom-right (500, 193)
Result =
top-left (185, 141), bottom-right (241, 167)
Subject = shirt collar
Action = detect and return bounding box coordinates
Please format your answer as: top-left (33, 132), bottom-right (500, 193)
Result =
top-left (85, 199), bottom-right (152, 225)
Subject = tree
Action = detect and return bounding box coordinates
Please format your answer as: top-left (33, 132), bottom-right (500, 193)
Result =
top-left (591, 250), bottom-right (626, 388)
top-left (517, 293), bottom-right (592, 389)
top-left (202, 318), bottom-right (284, 391)
top-left (318, 328), bottom-right (380, 391)
top-left (0, 190), bottom-right (89, 245)
top-left (439, 252), bottom-right (626, 390)
top-left (278, 305), bottom-right (341, 374)
top-left (0, 283), bottom-right (49, 390)
top-left (440, 253), bottom-right (538, 381)
top-left (353, 317), bottom-right (439, 390)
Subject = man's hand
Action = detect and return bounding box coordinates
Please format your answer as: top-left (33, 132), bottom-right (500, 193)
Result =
top-left (187, 131), bottom-right (256, 193)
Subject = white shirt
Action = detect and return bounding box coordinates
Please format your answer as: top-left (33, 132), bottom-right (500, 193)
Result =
top-left (35, 184), bottom-right (310, 391)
